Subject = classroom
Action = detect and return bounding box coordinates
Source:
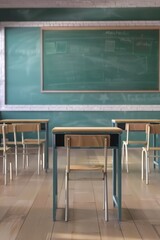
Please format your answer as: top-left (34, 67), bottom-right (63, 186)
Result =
top-left (1, 0), bottom-right (160, 239)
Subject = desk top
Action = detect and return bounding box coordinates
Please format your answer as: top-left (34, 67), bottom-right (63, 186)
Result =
top-left (112, 119), bottom-right (160, 124)
top-left (52, 127), bottom-right (122, 134)
top-left (0, 119), bottom-right (49, 123)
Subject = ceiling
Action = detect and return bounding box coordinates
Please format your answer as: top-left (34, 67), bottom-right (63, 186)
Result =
top-left (0, 0), bottom-right (160, 8)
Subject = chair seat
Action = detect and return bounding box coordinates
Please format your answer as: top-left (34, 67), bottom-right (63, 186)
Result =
top-left (0, 146), bottom-right (10, 151)
top-left (149, 147), bottom-right (160, 151)
top-left (68, 164), bottom-right (104, 171)
top-left (23, 139), bottom-right (45, 145)
top-left (126, 140), bottom-right (147, 145)
top-left (6, 141), bottom-right (22, 145)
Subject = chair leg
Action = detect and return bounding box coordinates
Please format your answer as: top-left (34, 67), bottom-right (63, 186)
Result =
top-left (122, 143), bottom-right (129, 173)
top-left (23, 145), bottom-right (26, 169)
top-left (42, 143), bottom-right (45, 170)
top-left (148, 155), bottom-right (150, 173)
top-left (122, 143), bottom-right (125, 170)
top-left (104, 172), bottom-right (108, 221)
top-left (146, 154), bottom-right (149, 184)
top-left (26, 146), bottom-right (29, 167)
top-left (125, 144), bottom-right (129, 173)
top-left (9, 162), bottom-right (13, 180)
top-left (15, 146), bottom-right (18, 176)
top-left (2, 153), bottom-right (5, 174)
top-left (4, 154), bottom-right (7, 185)
top-left (65, 171), bottom-right (69, 221)
top-left (38, 146), bottom-right (40, 175)
top-left (141, 149), bottom-right (146, 180)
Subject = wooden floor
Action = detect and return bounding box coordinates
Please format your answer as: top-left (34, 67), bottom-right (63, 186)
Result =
top-left (1, 148), bottom-right (160, 239)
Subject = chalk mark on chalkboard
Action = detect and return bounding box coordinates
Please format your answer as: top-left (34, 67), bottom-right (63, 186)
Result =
top-left (46, 42), bottom-right (56, 54)
top-left (56, 41), bottom-right (67, 53)
top-left (105, 40), bottom-right (115, 52)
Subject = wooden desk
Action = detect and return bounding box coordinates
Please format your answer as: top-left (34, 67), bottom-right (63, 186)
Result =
top-left (112, 119), bottom-right (160, 129)
top-left (0, 119), bottom-right (49, 171)
top-left (52, 127), bottom-right (123, 221)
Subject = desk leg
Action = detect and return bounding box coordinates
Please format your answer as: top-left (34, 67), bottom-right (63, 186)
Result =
top-left (113, 137), bottom-right (122, 221)
top-left (53, 138), bottom-right (57, 221)
top-left (113, 149), bottom-right (116, 207)
top-left (45, 122), bottom-right (49, 172)
top-left (118, 141), bottom-right (122, 221)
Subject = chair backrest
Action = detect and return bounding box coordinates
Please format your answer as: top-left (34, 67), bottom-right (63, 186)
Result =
top-left (65, 135), bottom-right (110, 148)
top-left (0, 124), bottom-right (7, 152)
top-left (147, 124), bottom-right (160, 134)
top-left (14, 123), bottom-right (40, 132)
top-left (125, 123), bottom-right (147, 144)
top-left (146, 123), bottom-right (160, 150)
top-left (4, 124), bottom-right (14, 133)
top-left (13, 123), bottom-right (41, 143)
top-left (65, 135), bottom-right (110, 173)
top-left (1, 124), bottom-right (20, 146)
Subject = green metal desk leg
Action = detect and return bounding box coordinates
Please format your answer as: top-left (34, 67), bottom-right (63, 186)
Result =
top-left (113, 148), bottom-right (116, 207)
top-left (118, 134), bottom-right (122, 221)
top-left (45, 122), bottom-right (49, 172)
top-left (53, 138), bottom-right (57, 221)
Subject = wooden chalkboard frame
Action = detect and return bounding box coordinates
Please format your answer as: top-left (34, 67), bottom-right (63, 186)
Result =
top-left (41, 27), bottom-right (160, 93)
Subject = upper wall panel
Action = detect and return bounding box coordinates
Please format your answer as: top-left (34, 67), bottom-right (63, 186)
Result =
top-left (0, 8), bottom-right (160, 21)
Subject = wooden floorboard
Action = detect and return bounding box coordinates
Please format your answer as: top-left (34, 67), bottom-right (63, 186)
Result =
top-left (0, 148), bottom-right (160, 239)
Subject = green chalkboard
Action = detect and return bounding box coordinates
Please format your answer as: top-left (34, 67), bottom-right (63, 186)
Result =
top-left (42, 29), bottom-right (159, 92)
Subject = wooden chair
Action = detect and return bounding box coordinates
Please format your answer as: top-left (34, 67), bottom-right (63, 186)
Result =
top-left (64, 134), bottom-right (110, 222)
top-left (0, 124), bottom-right (13, 185)
top-left (14, 123), bottom-right (46, 175)
top-left (122, 123), bottom-right (147, 172)
top-left (142, 123), bottom-right (160, 184)
top-left (4, 124), bottom-right (24, 176)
